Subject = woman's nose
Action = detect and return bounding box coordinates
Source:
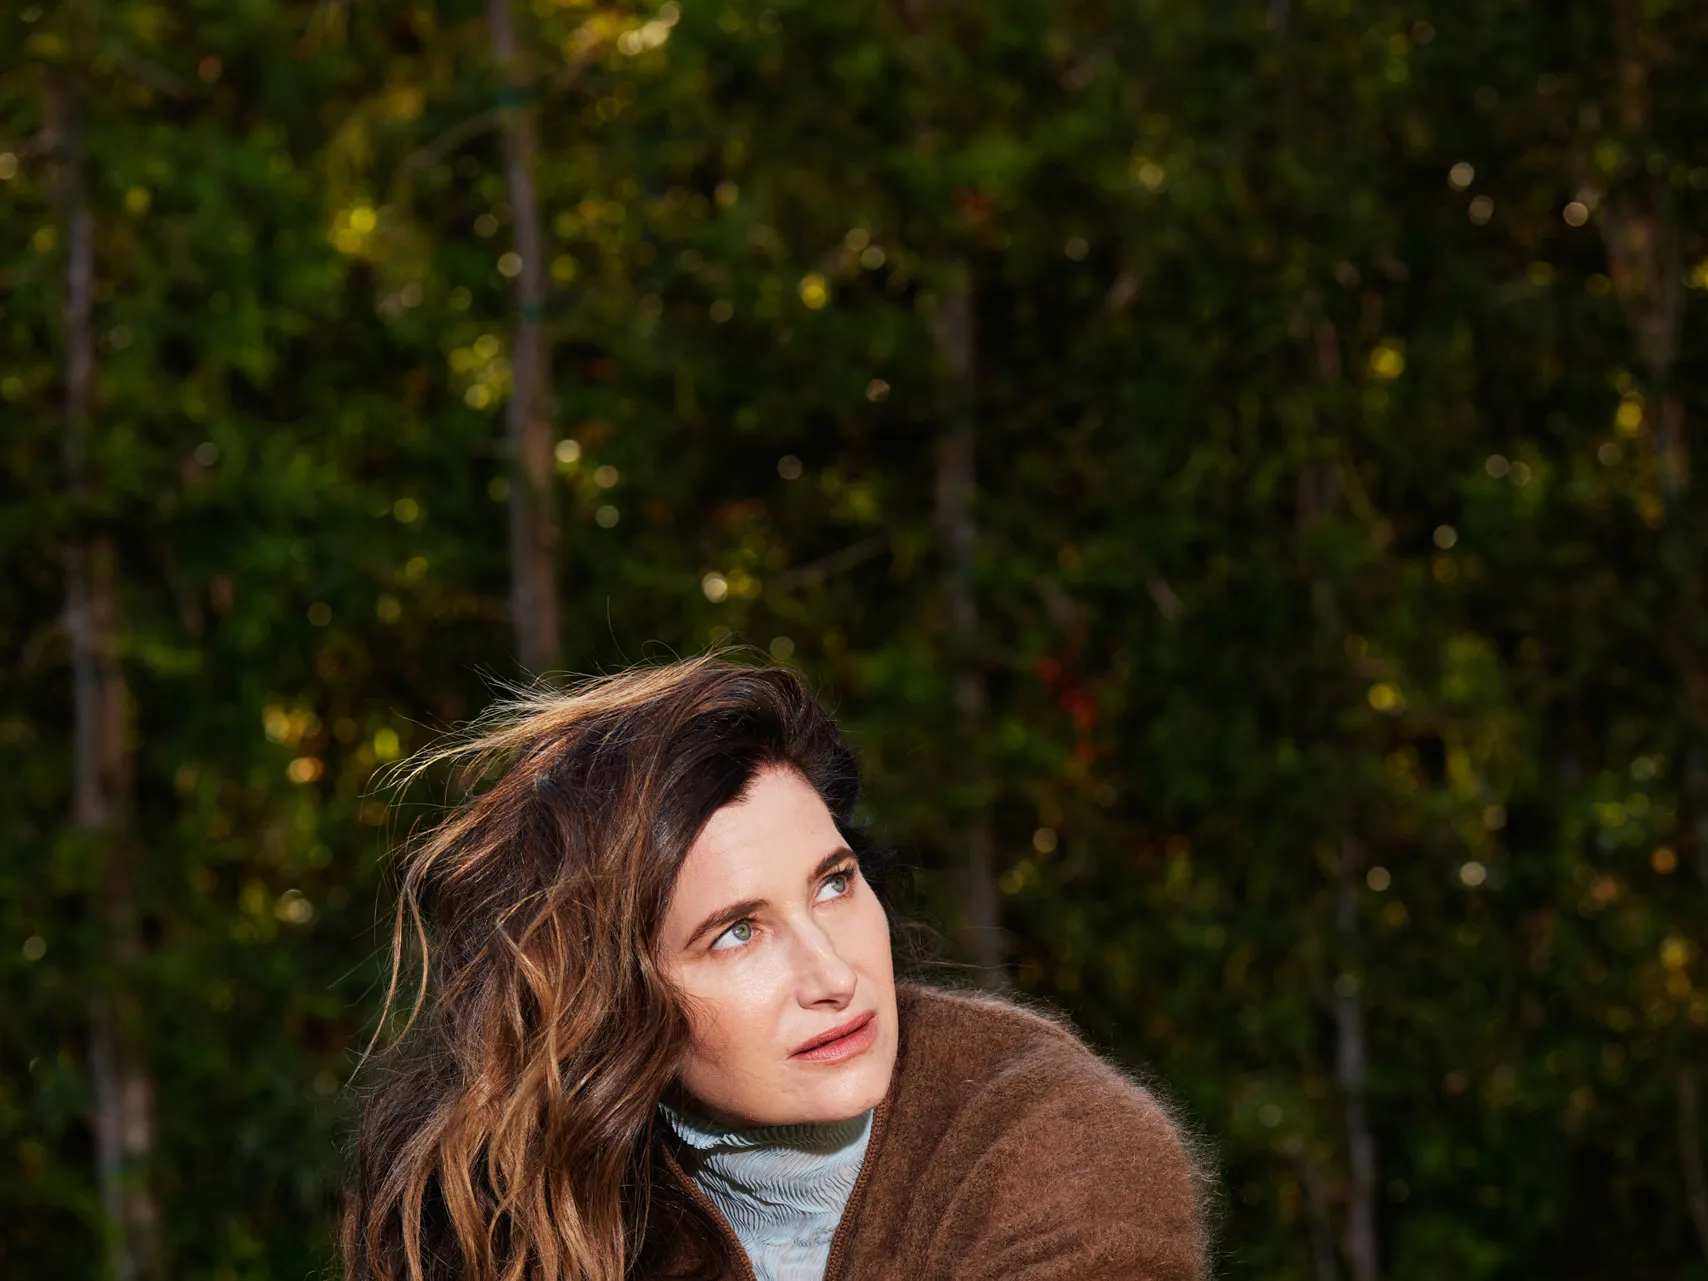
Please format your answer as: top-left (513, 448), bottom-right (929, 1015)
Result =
top-left (793, 920), bottom-right (858, 1004)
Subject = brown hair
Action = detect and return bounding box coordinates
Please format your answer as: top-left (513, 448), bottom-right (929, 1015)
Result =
top-left (341, 654), bottom-right (899, 1281)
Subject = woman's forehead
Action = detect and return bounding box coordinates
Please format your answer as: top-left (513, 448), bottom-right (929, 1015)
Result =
top-left (674, 770), bottom-right (841, 891)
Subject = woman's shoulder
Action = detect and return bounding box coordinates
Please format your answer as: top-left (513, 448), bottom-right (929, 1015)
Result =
top-left (899, 981), bottom-right (1138, 1079)
top-left (866, 983), bottom-right (1209, 1278)
top-left (899, 979), bottom-right (1084, 1042)
top-left (892, 981), bottom-right (1193, 1146)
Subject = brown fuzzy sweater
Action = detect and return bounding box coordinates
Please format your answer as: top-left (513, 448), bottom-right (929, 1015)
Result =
top-left (650, 982), bottom-right (1209, 1281)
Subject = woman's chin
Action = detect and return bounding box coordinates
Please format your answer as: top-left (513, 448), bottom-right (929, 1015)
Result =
top-left (781, 1051), bottom-right (894, 1122)
top-left (705, 1055), bottom-right (893, 1128)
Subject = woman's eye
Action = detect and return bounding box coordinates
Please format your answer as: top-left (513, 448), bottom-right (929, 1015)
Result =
top-left (711, 920), bottom-right (754, 951)
top-left (818, 871), bottom-right (853, 901)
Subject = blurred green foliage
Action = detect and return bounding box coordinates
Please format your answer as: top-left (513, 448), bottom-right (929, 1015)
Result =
top-left (6, 0), bottom-right (1708, 1277)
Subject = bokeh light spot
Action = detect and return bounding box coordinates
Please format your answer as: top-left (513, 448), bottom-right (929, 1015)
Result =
top-left (798, 273), bottom-right (829, 309)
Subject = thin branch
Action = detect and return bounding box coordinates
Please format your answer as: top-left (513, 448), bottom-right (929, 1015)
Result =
top-left (401, 50), bottom-right (602, 174)
top-left (102, 39), bottom-right (191, 97)
top-left (770, 534), bottom-right (890, 591)
top-left (1145, 574), bottom-right (1182, 621)
top-left (402, 105), bottom-right (503, 173)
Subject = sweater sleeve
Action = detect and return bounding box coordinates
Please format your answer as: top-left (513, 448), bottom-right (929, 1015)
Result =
top-left (922, 1032), bottom-right (1207, 1281)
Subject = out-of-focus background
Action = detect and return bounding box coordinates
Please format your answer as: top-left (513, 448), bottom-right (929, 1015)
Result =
top-left (6, 0), bottom-right (1708, 1277)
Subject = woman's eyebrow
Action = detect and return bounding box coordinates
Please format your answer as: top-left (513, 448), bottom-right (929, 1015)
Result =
top-left (685, 898), bottom-right (765, 949)
top-left (809, 846), bottom-right (855, 880)
top-left (683, 848), bottom-right (856, 949)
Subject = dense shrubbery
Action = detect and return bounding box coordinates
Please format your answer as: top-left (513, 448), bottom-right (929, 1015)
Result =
top-left (6, 1), bottom-right (1708, 1276)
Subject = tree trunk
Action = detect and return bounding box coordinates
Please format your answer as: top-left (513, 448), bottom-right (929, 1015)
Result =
top-left (1602, 201), bottom-right (1686, 496)
top-left (1679, 1069), bottom-right (1708, 1263)
top-left (488, 0), bottom-right (560, 672)
top-left (1335, 839), bottom-right (1379, 1281)
top-left (1294, 1141), bottom-right (1340, 1281)
top-left (1601, 7), bottom-right (1688, 498)
top-left (51, 66), bottom-right (163, 1281)
top-left (933, 270), bottom-right (1002, 982)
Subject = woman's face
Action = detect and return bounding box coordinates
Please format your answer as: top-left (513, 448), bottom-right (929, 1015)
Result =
top-left (659, 765), bottom-right (898, 1128)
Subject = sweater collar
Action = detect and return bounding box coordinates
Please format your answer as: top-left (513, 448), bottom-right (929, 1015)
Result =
top-left (659, 1099), bottom-right (873, 1157)
top-left (658, 1099), bottom-right (875, 1273)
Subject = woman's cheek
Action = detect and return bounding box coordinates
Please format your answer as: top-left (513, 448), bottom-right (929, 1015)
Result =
top-left (845, 896), bottom-right (893, 970)
top-left (693, 954), bottom-right (784, 1063)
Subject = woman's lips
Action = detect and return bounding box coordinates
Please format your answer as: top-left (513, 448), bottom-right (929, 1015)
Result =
top-left (790, 1011), bottom-right (877, 1063)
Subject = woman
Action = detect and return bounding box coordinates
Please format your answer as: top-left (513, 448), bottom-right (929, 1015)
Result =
top-left (344, 655), bottom-right (1208, 1281)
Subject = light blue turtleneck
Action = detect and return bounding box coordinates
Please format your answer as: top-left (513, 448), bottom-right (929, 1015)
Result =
top-left (659, 1101), bottom-right (873, 1281)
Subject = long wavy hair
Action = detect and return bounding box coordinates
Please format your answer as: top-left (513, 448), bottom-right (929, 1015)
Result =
top-left (341, 655), bottom-right (901, 1281)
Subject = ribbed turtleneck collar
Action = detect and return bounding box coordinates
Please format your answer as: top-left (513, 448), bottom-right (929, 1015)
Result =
top-left (659, 1100), bottom-right (873, 1281)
